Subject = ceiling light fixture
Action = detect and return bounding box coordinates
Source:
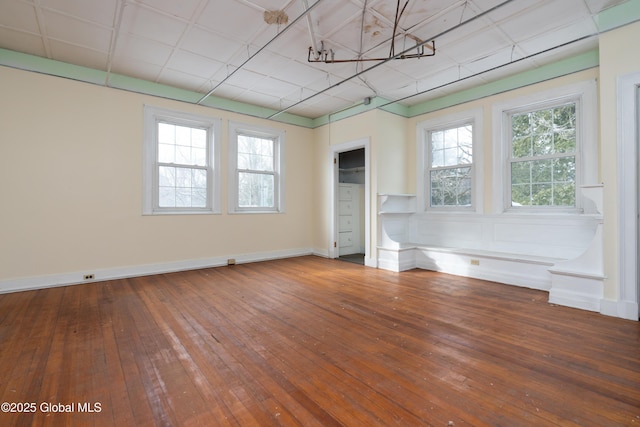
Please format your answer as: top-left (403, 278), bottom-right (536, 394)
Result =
top-left (307, 0), bottom-right (435, 64)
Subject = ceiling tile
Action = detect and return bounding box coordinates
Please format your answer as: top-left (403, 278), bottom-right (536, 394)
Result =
top-left (158, 68), bottom-right (209, 92)
top-left (119, 3), bottom-right (188, 47)
top-left (110, 58), bottom-right (162, 82)
top-left (42, 9), bottom-right (112, 53)
top-left (0, 0), bottom-right (39, 32)
top-left (440, 27), bottom-right (511, 64)
top-left (114, 34), bottom-right (173, 67)
top-left (270, 58), bottom-right (328, 86)
top-left (49, 40), bottom-right (109, 70)
top-left (0, 27), bottom-right (46, 57)
top-left (181, 26), bottom-right (244, 63)
top-left (517, 19), bottom-right (598, 57)
top-left (39, 0), bottom-right (117, 27)
top-left (252, 76), bottom-right (300, 98)
top-left (196, 0), bottom-right (265, 43)
top-left (166, 49), bottom-right (224, 80)
top-left (497, 0), bottom-right (590, 41)
top-left (136, 0), bottom-right (204, 21)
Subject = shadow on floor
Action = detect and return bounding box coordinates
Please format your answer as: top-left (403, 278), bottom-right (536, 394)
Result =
top-left (338, 253), bottom-right (365, 265)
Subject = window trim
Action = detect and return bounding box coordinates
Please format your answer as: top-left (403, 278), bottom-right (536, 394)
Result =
top-left (228, 121), bottom-right (286, 214)
top-left (492, 80), bottom-right (598, 214)
top-left (416, 107), bottom-right (483, 213)
top-left (143, 105), bottom-right (221, 215)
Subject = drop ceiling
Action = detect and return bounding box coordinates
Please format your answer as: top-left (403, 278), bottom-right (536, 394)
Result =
top-left (0, 0), bottom-right (631, 121)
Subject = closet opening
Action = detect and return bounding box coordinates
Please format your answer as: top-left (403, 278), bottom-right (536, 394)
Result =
top-left (337, 148), bottom-right (366, 265)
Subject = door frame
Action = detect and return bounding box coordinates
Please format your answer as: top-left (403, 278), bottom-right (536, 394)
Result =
top-left (329, 138), bottom-right (373, 266)
top-left (613, 71), bottom-right (640, 320)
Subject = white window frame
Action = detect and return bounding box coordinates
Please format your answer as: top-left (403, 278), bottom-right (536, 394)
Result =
top-left (416, 107), bottom-right (483, 213)
top-left (142, 105), bottom-right (221, 215)
top-left (492, 80), bottom-right (598, 214)
top-left (228, 121), bottom-right (285, 214)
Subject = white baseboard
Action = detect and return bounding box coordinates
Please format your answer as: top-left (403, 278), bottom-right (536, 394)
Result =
top-left (600, 299), bottom-right (639, 321)
top-left (0, 247), bottom-right (315, 294)
top-left (416, 257), bottom-right (552, 291)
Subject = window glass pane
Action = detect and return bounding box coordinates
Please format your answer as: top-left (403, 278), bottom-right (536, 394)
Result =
top-left (192, 188), bottom-right (207, 207)
top-left (158, 122), bottom-right (208, 167)
top-left (530, 109), bottom-right (553, 134)
top-left (158, 143), bottom-right (175, 163)
top-left (238, 172), bottom-right (274, 208)
top-left (238, 135), bottom-right (274, 172)
top-left (193, 169), bottom-right (207, 189)
top-left (430, 166), bottom-right (471, 207)
top-left (192, 148), bottom-right (207, 166)
top-left (532, 133), bottom-right (552, 156)
top-left (512, 136), bottom-right (531, 158)
top-left (511, 158), bottom-right (575, 207)
top-left (511, 113), bottom-right (530, 138)
top-left (430, 124), bottom-right (472, 168)
top-left (159, 187), bottom-right (176, 207)
top-left (554, 130), bottom-right (576, 154)
top-left (431, 130), bottom-right (444, 150)
top-left (158, 122), bottom-right (174, 145)
top-left (192, 128), bottom-right (207, 149)
top-left (158, 166), bottom-right (208, 208)
top-left (175, 188), bottom-right (192, 208)
top-left (176, 144), bottom-right (191, 164)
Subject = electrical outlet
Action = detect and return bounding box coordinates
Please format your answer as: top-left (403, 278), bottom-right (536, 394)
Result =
top-left (83, 274), bottom-right (95, 280)
top-left (470, 259), bottom-right (480, 266)
top-left (227, 259), bottom-right (236, 266)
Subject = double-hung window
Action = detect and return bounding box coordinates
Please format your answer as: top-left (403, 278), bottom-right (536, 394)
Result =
top-left (229, 122), bottom-right (285, 213)
top-left (143, 106), bottom-right (220, 214)
top-left (509, 102), bottom-right (577, 208)
top-left (417, 108), bottom-right (482, 212)
top-left (428, 124), bottom-right (473, 207)
top-left (494, 80), bottom-right (597, 213)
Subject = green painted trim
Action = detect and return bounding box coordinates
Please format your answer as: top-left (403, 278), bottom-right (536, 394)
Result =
top-left (0, 48), bottom-right (314, 128)
top-left (406, 50), bottom-right (599, 117)
top-left (309, 96), bottom-right (409, 127)
top-left (108, 73), bottom-right (202, 103)
top-left (0, 48), bottom-right (107, 85)
top-left (598, 0), bottom-right (640, 32)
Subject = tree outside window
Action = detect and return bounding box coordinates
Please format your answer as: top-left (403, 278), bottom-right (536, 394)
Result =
top-left (428, 124), bottom-right (473, 207)
top-left (510, 103), bottom-right (576, 207)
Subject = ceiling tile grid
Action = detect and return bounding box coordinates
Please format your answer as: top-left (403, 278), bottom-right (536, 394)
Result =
top-left (0, 0), bottom-right (633, 119)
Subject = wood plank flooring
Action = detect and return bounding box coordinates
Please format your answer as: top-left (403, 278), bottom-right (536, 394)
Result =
top-left (0, 256), bottom-right (638, 426)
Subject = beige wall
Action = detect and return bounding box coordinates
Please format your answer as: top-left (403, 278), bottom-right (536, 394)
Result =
top-left (0, 67), bottom-right (314, 281)
top-left (311, 109), bottom-right (408, 259)
top-left (598, 20), bottom-right (640, 299)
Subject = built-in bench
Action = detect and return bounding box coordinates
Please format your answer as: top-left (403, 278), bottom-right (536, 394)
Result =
top-left (377, 189), bottom-right (605, 312)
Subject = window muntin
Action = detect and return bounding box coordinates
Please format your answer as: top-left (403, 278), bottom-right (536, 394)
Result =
top-left (157, 122), bottom-right (209, 209)
top-left (427, 124), bottom-right (473, 208)
top-left (237, 134), bottom-right (276, 208)
top-left (229, 122), bottom-right (284, 213)
top-left (508, 103), bottom-right (577, 208)
top-left (143, 106), bottom-right (220, 215)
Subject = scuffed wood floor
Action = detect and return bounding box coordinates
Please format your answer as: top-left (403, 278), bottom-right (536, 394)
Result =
top-left (0, 256), bottom-right (639, 426)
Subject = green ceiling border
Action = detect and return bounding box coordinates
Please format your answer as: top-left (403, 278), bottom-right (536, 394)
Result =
top-left (406, 49), bottom-right (600, 118)
top-left (0, 0), bottom-right (637, 129)
top-left (598, 0), bottom-right (640, 32)
top-left (0, 48), bottom-right (315, 128)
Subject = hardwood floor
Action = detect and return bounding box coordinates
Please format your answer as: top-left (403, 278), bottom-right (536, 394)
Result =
top-left (0, 256), bottom-right (638, 426)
